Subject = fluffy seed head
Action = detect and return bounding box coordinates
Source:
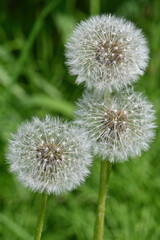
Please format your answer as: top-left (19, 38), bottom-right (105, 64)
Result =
top-left (6, 116), bottom-right (92, 194)
top-left (65, 15), bottom-right (149, 92)
top-left (74, 89), bottom-right (156, 162)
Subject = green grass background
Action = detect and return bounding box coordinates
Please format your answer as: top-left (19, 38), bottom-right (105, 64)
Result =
top-left (0, 0), bottom-right (160, 239)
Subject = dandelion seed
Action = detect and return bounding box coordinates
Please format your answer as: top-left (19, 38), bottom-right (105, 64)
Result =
top-left (65, 15), bottom-right (149, 92)
top-left (74, 89), bottom-right (156, 162)
top-left (6, 116), bottom-right (92, 194)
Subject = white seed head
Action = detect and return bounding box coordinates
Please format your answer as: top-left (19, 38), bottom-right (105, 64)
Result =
top-left (65, 15), bottom-right (149, 92)
top-left (74, 89), bottom-right (156, 162)
top-left (6, 115), bottom-right (92, 194)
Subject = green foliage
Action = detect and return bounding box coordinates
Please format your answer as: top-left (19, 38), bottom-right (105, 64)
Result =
top-left (0, 0), bottom-right (160, 239)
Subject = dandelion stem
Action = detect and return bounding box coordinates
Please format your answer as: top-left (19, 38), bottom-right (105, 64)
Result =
top-left (90, 0), bottom-right (100, 15)
top-left (105, 89), bottom-right (111, 105)
top-left (34, 192), bottom-right (47, 240)
top-left (93, 159), bottom-right (112, 240)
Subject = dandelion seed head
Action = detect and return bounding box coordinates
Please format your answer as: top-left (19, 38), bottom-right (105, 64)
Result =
top-left (65, 15), bottom-right (149, 92)
top-left (6, 116), bottom-right (92, 194)
top-left (74, 89), bottom-right (156, 162)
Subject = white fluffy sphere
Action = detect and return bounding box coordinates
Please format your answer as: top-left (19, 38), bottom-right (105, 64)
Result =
top-left (74, 89), bottom-right (156, 162)
top-left (65, 15), bottom-right (149, 92)
top-left (6, 116), bottom-right (92, 194)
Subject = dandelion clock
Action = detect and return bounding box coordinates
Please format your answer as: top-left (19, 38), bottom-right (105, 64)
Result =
top-left (75, 89), bottom-right (156, 162)
top-left (7, 115), bottom-right (92, 194)
top-left (65, 15), bottom-right (149, 92)
top-left (6, 115), bottom-right (93, 240)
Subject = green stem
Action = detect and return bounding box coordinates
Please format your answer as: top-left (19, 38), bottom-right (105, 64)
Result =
top-left (105, 89), bottom-right (111, 105)
top-left (34, 192), bottom-right (48, 240)
top-left (93, 159), bottom-right (112, 240)
top-left (90, 0), bottom-right (100, 15)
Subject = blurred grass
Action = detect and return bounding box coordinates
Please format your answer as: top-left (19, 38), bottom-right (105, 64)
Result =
top-left (0, 0), bottom-right (160, 239)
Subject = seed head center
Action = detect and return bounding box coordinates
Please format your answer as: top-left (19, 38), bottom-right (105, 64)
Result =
top-left (36, 143), bottom-right (63, 165)
top-left (95, 40), bottom-right (123, 66)
top-left (103, 109), bottom-right (128, 133)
